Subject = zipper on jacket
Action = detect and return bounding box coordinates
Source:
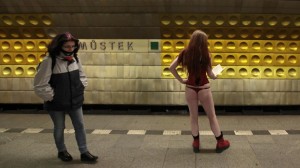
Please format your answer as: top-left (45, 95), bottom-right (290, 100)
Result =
top-left (67, 62), bottom-right (73, 109)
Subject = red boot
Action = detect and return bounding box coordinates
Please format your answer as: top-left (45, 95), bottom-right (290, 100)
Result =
top-left (215, 132), bottom-right (230, 153)
top-left (192, 135), bottom-right (200, 153)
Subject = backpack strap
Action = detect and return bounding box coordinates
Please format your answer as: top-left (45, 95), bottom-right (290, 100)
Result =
top-left (51, 56), bottom-right (56, 72)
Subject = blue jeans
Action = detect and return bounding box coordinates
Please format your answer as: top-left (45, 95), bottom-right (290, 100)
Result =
top-left (49, 107), bottom-right (88, 154)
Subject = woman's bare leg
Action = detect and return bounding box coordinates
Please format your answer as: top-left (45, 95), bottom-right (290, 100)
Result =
top-left (198, 88), bottom-right (221, 137)
top-left (185, 87), bottom-right (200, 136)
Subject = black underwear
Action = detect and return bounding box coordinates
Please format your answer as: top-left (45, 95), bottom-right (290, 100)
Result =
top-left (186, 86), bottom-right (210, 93)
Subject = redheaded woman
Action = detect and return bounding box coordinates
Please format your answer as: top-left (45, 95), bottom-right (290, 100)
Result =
top-left (169, 30), bottom-right (230, 153)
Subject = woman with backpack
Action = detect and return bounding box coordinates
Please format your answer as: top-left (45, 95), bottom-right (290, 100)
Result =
top-left (34, 32), bottom-right (98, 162)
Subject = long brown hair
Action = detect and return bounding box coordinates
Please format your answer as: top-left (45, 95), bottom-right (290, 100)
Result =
top-left (47, 32), bottom-right (80, 62)
top-left (178, 30), bottom-right (211, 76)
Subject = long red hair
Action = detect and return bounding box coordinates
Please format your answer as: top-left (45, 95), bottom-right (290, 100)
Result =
top-left (178, 30), bottom-right (211, 77)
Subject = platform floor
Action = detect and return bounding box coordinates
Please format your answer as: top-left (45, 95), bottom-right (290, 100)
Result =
top-left (0, 112), bottom-right (300, 168)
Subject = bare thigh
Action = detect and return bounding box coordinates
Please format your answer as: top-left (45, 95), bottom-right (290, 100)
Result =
top-left (198, 88), bottom-right (216, 118)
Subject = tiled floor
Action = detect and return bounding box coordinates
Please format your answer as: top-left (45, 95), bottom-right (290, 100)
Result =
top-left (2, 128), bottom-right (300, 135)
top-left (0, 113), bottom-right (300, 168)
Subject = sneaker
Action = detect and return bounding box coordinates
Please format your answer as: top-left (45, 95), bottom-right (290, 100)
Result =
top-left (81, 151), bottom-right (98, 162)
top-left (216, 139), bottom-right (230, 153)
top-left (192, 139), bottom-right (200, 153)
top-left (58, 150), bottom-right (73, 162)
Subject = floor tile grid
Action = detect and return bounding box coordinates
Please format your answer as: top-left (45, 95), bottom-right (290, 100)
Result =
top-left (1, 128), bottom-right (300, 135)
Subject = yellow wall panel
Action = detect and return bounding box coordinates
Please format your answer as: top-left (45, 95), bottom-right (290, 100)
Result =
top-left (24, 40), bottom-right (37, 51)
top-left (287, 41), bottom-right (299, 52)
top-left (25, 52), bottom-right (39, 65)
top-left (286, 54), bottom-right (299, 66)
top-left (36, 40), bottom-right (50, 51)
top-left (11, 65), bottom-right (36, 77)
top-left (261, 67), bottom-right (275, 78)
top-left (13, 53), bottom-right (26, 64)
top-left (249, 54), bottom-right (263, 66)
top-left (161, 53), bottom-right (177, 66)
top-left (237, 54), bottom-right (250, 66)
top-left (0, 52), bottom-right (39, 65)
top-left (173, 40), bottom-right (188, 52)
top-left (219, 66), bottom-right (237, 78)
top-left (249, 67), bottom-right (262, 78)
top-left (0, 66), bottom-right (13, 77)
top-left (234, 66), bottom-right (250, 78)
top-left (223, 53), bottom-right (237, 66)
top-left (1, 11), bottom-right (300, 106)
top-left (286, 67), bottom-right (299, 78)
top-left (211, 53), bottom-right (224, 66)
top-left (274, 67), bottom-right (287, 78)
top-left (261, 54), bottom-right (274, 66)
top-left (161, 66), bottom-right (172, 78)
top-left (0, 40), bottom-right (13, 51)
top-left (0, 52), bottom-right (13, 64)
top-left (161, 40), bottom-right (174, 52)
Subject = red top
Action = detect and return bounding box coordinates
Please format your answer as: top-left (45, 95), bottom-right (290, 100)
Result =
top-left (186, 70), bottom-right (209, 87)
top-left (178, 50), bottom-right (210, 87)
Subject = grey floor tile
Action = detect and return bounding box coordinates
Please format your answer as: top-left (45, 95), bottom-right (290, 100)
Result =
top-left (40, 129), bottom-right (53, 133)
top-left (110, 130), bottom-right (128, 134)
top-left (222, 130), bottom-right (235, 135)
top-left (252, 130), bottom-right (270, 135)
top-left (99, 147), bottom-right (138, 168)
top-left (0, 114), bottom-right (300, 168)
top-left (196, 153), bottom-right (230, 168)
top-left (5, 128), bottom-right (26, 133)
top-left (247, 135), bottom-right (275, 144)
top-left (286, 130), bottom-right (300, 135)
top-left (142, 135), bottom-right (170, 149)
top-left (145, 130), bottom-right (163, 135)
top-left (181, 130), bottom-right (192, 135)
top-left (85, 129), bottom-right (94, 134)
top-left (114, 135), bottom-right (144, 148)
top-left (251, 143), bottom-right (296, 168)
top-left (130, 148), bottom-right (166, 168)
top-left (163, 148), bottom-right (196, 168)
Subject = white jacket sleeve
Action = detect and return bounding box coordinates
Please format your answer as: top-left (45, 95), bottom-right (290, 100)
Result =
top-left (33, 57), bottom-right (54, 101)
